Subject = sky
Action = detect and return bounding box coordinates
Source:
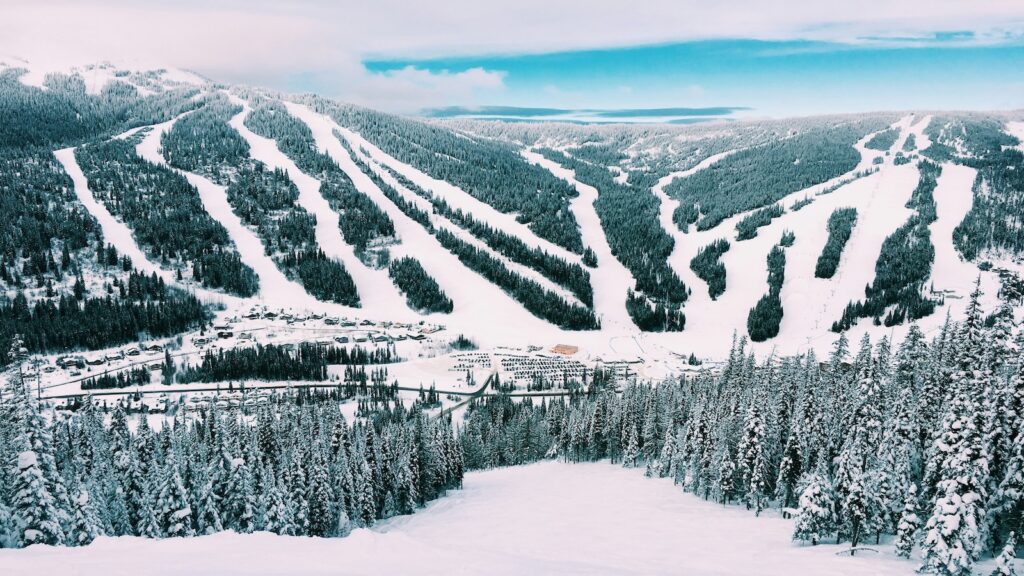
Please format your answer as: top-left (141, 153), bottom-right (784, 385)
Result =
top-left (3, 0), bottom-right (1024, 118)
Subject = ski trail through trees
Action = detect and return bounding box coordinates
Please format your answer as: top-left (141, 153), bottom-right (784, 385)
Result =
top-left (53, 146), bottom-right (236, 307)
top-left (225, 95), bottom-right (413, 318)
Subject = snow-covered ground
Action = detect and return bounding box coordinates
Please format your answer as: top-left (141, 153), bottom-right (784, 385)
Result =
top-left (0, 460), bottom-right (958, 576)
top-left (927, 163), bottom-right (1002, 317)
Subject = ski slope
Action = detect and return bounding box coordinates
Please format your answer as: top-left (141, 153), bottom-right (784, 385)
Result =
top-left (522, 150), bottom-right (637, 332)
top-left (225, 95), bottom-right (414, 319)
top-left (52, 146), bottom-right (234, 307)
top-left (0, 461), bottom-right (941, 576)
top-left (135, 114), bottom-right (330, 313)
top-left (285, 102), bottom-right (565, 343)
top-left (327, 112), bottom-right (581, 266)
top-left (339, 142), bottom-right (586, 307)
top-left (927, 163), bottom-right (1002, 318)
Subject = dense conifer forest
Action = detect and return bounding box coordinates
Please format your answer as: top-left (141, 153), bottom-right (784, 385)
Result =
top-left (387, 257), bottom-right (453, 314)
top-left (0, 348), bottom-right (462, 546)
top-left (0, 68), bottom-right (199, 150)
top-left (161, 96), bottom-right (364, 305)
top-left (865, 128), bottom-right (900, 152)
top-left (241, 100), bottom-right (395, 259)
top-left (0, 273), bottom-right (208, 364)
top-left (75, 137), bottom-right (259, 297)
top-left (175, 343), bottom-right (398, 384)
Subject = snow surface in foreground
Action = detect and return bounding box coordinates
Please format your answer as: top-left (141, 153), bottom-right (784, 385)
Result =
top-left (0, 461), bottom-right (933, 576)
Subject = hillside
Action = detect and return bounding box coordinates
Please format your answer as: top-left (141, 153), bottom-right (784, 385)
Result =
top-left (1, 60), bottom-right (1021, 369)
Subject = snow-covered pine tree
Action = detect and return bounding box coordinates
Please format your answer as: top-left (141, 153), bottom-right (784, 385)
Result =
top-left (11, 448), bottom-right (65, 546)
top-left (194, 474), bottom-right (223, 536)
top-left (894, 482), bottom-right (921, 558)
top-left (792, 469), bottom-right (836, 546)
top-left (69, 486), bottom-right (103, 546)
top-left (990, 531), bottom-right (1018, 576)
top-left (155, 455), bottom-right (195, 538)
top-left (261, 469), bottom-right (294, 536)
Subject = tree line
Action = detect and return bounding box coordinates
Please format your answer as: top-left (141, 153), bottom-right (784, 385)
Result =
top-left (174, 343), bottom-right (398, 385)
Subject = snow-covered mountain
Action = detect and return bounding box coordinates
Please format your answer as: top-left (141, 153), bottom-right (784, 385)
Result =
top-left (1, 58), bottom-right (1022, 366)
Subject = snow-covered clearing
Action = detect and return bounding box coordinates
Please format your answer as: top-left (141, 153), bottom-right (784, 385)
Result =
top-left (522, 150), bottom-right (637, 333)
top-left (285, 102), bottom-right (564, 343)
top-left (225, 95), bottom-right (413, 318)
top-left (0, 461), bottom-right (942, 576)
top-left (135, 114), bottom-right (327, 312)
top-left (52, 146), bottom-right (233, 307)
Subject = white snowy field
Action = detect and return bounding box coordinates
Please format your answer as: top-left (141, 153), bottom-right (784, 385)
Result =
top-left (0, 461), bottom-right (952, 576)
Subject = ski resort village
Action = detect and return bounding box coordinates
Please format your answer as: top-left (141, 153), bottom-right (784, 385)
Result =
top-left (0, 30), bottom-right (1023, 576)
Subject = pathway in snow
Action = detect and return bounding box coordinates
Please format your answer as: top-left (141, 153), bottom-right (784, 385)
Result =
top-left (284, 102), bottom-right (562, 343)
top-left (323, 116), bottom-right (581, 265)
top-left (52, 147), bottom-right (234, 307)
top-left (522, 150), bottom-right (637, 333)
top-left (225, 95), bottom-right (413, 318)
top-left (135, 115), bottom-right (329, 313)
top-left (0, 461), bottom-right (929, 576)
top-left (907, 115), bottom-right (933, 152)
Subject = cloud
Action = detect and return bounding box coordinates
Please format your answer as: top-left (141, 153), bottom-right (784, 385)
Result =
top-left (2, 0), bottom-right (1023, 111)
